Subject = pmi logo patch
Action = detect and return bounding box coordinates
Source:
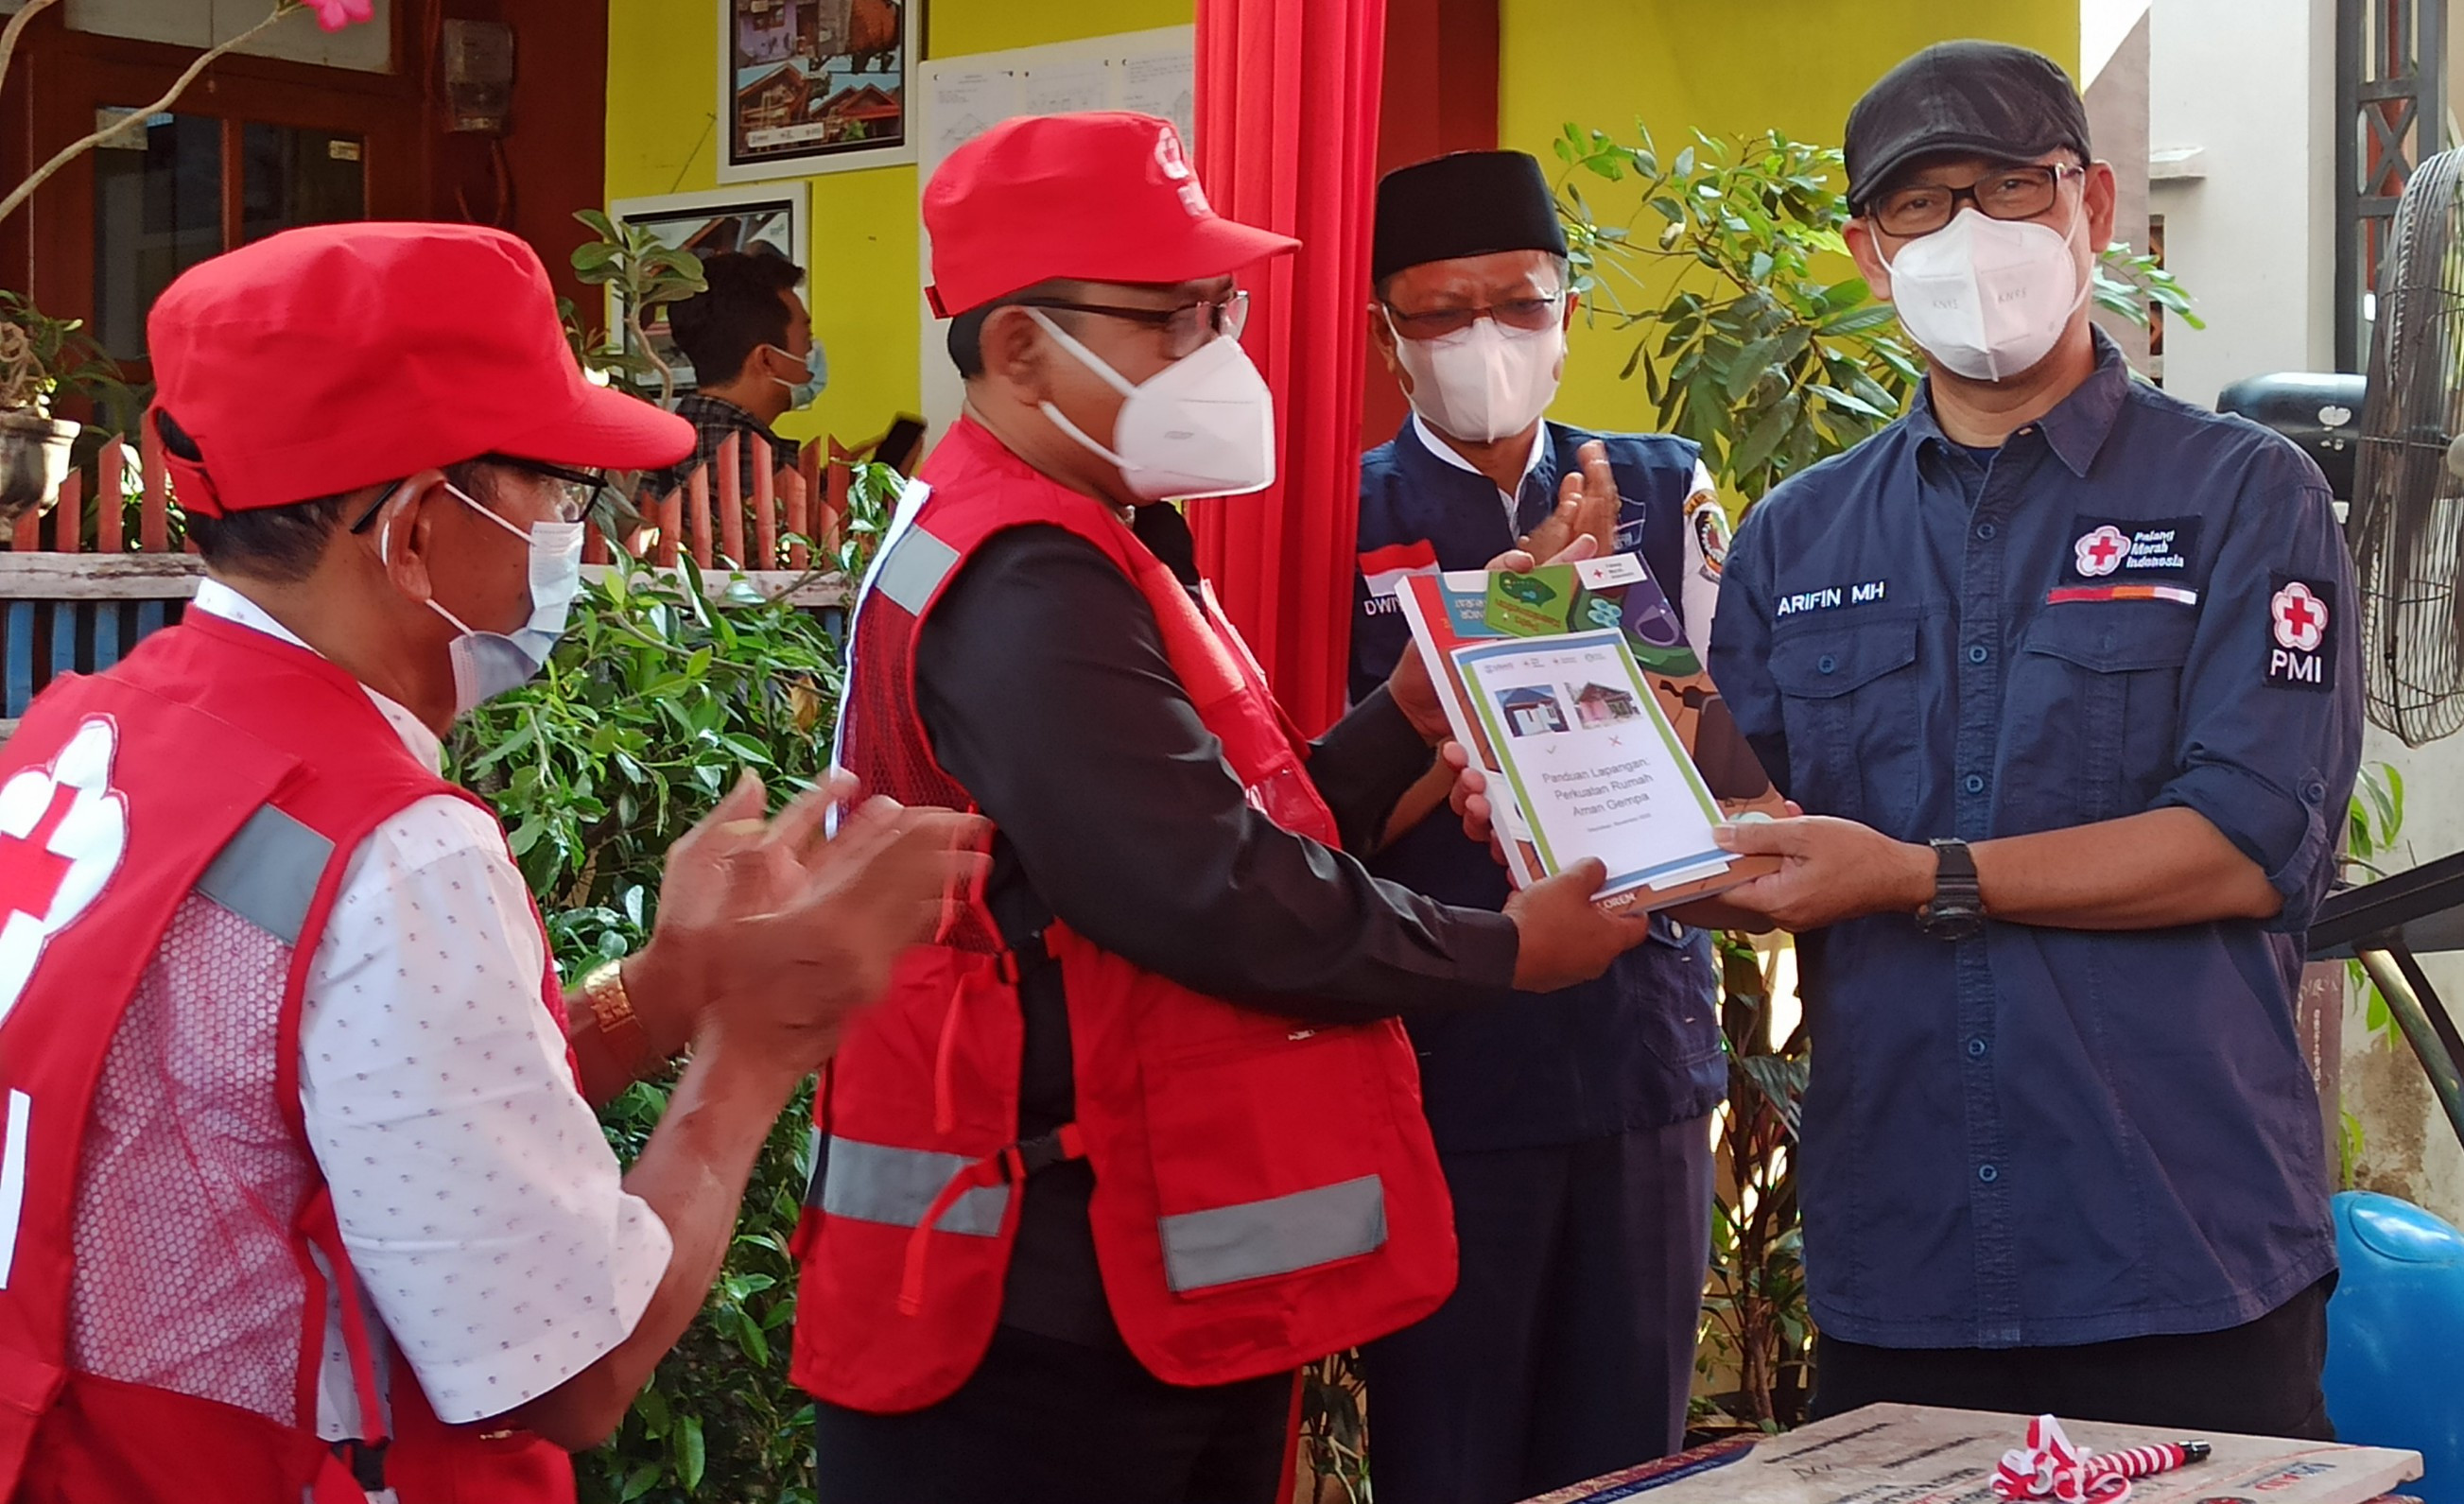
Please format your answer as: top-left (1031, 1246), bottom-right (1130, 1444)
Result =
top-left (2264, 577), bottom-right (2335, 693)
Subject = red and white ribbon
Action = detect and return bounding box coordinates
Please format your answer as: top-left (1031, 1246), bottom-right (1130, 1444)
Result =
top-left (1990, 1416), bottom-right (2193, 1504)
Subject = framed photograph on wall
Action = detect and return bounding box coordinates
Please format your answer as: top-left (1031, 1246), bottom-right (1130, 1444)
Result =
top-left (719, 0), bottom-right (917, 182)
top-left (607, 184), bottom-right (809, 395)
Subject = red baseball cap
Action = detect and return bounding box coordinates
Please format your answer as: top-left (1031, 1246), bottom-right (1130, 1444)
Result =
top-left (147, 221), bottom-right (692, 517)
top-left (923, 112), bottom-right (1298, 318)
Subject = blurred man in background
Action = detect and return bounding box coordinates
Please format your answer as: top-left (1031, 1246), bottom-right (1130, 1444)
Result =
top-left (647, 248), bottom-right (824, 518)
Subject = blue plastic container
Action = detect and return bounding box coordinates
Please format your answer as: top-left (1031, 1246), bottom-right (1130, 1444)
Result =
top-left (2325, 1190), bottom-right (2464, 1501)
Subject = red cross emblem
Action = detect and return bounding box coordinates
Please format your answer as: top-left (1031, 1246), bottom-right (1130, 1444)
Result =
top-left (1153, 124), bottom-right (1211, 217)
top-left (0, 717), bottom-right (129, 1023)
top-left (0, 787), bottom-right (78, 926)
top-left (2074, 525), bottom-right (2130, 578)
top-left (2272, 581), bottom-right (2328, 651)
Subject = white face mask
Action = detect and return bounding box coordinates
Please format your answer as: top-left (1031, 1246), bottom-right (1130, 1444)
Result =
top-left (1025, 308), bottom-right (1277, 501)
top-left (1386, 308), bottom-right (1564, 443)
top-left (1881, 202), bottom-right (2091, 383)
top-left (382, 481), bottom-right (585, 716)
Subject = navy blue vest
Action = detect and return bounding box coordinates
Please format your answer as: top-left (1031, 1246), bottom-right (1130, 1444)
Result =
top-left (1353, 418), bottom-right (1726, 1152)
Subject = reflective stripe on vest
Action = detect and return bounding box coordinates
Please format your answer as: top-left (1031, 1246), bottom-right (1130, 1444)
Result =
top-left (1159, 1173), bottom-right (1389, 1294)
top-left (874, 526), bottom-right (963, 616)
top-left (814, 1135), bottom-right (1010, 1237)
top-left (196, 804), bottom-right (334, 945)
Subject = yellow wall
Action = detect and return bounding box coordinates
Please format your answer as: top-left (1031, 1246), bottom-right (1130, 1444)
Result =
top-left (603, 0), bottom-right (1193, 449)
top-left (1502, 0), bottom-right (2081, 432)
top-left (609, 0), bottom-right (2078, 446)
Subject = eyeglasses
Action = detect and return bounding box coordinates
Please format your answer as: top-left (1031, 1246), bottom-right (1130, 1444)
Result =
top-left (1867, 164), bottom-right (2083, 238)
top-left (1380, 291), bottom-right (1565, 342)
top-left (1015, 290), bottom-right (1250, 359)
top-left (494, 456), bottom-right (607, 525)
top-left (348, 454), bottom-right (607, 533)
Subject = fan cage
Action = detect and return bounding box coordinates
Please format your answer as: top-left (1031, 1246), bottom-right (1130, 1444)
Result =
top-left (2352, 147), bottom-right (2464, 746)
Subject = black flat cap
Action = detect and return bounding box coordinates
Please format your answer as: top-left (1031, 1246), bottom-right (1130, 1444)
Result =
top-left (1373, 150), bottom-right (1569, 285)
top-left (1844, 41), bottom-right (2091, 208)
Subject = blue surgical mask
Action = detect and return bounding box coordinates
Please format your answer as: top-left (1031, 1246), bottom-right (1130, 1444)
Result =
top-left (771, 340), bottom-right (827, 407)
top-left (384, 481), bottom-right (584, 715)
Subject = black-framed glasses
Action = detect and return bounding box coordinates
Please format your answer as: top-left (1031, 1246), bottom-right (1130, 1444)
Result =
top-left (1381, 290), bottom-right (1564, 342)
top-left (494, 456), bottom-right (608, 525)
top-left (1016, 290), bottom-right (1249, 359)
top-left (1868, 164), bottom-right (2083, 238)
top-left (348, 453), bottom-right (608, 533)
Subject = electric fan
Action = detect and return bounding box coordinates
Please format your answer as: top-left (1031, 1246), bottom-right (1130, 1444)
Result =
top-left (2350, 147), bottom-right (2464, 746)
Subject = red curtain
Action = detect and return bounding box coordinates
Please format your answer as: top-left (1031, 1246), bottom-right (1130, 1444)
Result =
top-left (1190, 0), bottom-right (1388, 735)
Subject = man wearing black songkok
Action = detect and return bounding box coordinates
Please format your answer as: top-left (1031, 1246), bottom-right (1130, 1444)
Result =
top-left (1349, 148), bottom-right (1730, 1504)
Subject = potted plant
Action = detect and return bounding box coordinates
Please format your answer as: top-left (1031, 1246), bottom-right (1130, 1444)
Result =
top-left (0, 296), bottom-right (83, 523)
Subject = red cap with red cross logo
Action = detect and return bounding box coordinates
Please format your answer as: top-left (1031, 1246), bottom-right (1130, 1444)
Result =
top-left (922, 111), bottom-right (1298, 318)
top-left (144, 221), bottom-right (692, 517)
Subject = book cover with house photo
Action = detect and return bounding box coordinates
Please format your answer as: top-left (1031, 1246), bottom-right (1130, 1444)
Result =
top-left (1397, 555), bottom-right (1785, 914)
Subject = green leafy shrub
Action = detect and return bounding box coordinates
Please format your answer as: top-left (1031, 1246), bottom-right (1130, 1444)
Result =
top-left (1695, 933), bottom-right (1809, 1433)
top-left (447, 467), bottom-right (895, 1502)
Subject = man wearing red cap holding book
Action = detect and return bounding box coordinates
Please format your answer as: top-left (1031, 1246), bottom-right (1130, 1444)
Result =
top-left (794, 112), bottom-right (1664, 1503)
top-left (0, 222), bottom-right (980, 1501)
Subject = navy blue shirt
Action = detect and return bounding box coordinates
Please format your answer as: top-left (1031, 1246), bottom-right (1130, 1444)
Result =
top-left (1353, 417), bottom-right (1727, 1153)
top-left (1709, 334), bottom-right (2362, 1348)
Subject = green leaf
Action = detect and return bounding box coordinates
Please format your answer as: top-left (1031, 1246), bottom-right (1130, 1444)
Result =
top-left (676, 1412), bottom-right (706, 1491)
top-left (1815, 303), bottom-right (1900, 336)
top-left (1808, 383), bottom-right (1888, 420)
top-left (635, 1383), bottom-right (671, 1437)
top-left (1731, 391), bottom-right (1802, 476)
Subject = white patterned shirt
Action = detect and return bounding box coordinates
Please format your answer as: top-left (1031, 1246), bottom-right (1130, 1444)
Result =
top-left (200, 580), bottom-right (671, 1427)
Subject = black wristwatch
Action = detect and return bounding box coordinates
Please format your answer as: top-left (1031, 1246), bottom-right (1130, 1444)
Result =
top-left (1915, 838), bottom-right (1985, 941)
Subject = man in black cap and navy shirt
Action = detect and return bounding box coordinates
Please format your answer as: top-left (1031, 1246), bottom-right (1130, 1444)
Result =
top-left (1704, 42), bottom-right (2361, 1435)
top-left (1351, 149), bottom-right (1727, 1504)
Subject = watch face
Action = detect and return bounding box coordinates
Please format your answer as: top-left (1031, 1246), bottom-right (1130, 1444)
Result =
top-left (1920, 903), bottom-right (1985, 941)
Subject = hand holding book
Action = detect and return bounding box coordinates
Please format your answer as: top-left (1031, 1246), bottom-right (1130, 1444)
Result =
top-left (1396, 547), bottom-right (1787, 914)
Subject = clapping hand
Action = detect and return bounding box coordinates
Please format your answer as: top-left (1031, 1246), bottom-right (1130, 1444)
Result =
top-left (1518, 440), bottom-right (1622, 562)
top-left (644, 772), bottom-right (990, 1073)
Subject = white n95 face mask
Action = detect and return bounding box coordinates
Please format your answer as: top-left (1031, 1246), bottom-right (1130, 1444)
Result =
top-left (1026, 308), bottom-right (1278, 501)
top-left (1387, 309), bottom-right (1564, 443)
top-left (1882, 204), bottom-right (2091, 383)
top-left (384, 481), bottom-right (585, 715)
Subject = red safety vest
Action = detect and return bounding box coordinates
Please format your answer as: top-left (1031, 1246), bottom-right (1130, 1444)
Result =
top-left (790, 416), bottom-right (1457, 1412)
top-left (0, 611), bottom-right (572, 1503)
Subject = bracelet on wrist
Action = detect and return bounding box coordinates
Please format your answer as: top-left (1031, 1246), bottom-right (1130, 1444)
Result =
top-left (581, 959), bottom-right (657, 1080)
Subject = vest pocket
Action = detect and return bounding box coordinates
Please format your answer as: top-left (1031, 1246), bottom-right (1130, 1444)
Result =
top-left (1140, 1022), bottom-right (1392, 1295)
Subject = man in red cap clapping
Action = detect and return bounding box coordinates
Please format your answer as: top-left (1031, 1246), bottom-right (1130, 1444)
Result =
top-left (0, 222), bottom-right (981, 1502)
top-left (792, 112), bottom-right (1666, 1504)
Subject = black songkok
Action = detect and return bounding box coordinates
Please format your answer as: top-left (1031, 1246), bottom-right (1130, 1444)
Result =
top-left (1371, 150), bottom-right (1568, 285)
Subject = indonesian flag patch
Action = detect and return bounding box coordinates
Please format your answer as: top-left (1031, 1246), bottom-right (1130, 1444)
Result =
top-left (1359, 538), bottom-right (1441, 598)
top-left (2264, 576), bottom-right (2335, 692)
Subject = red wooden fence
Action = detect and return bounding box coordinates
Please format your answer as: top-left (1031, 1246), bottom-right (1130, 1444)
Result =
top-left (14, 429), bottom-right (854, 566)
